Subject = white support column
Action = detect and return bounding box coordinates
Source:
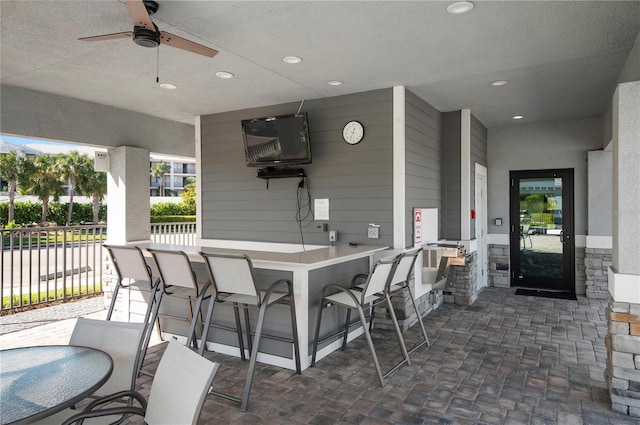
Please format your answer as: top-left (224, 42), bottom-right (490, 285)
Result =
top-left (195, 116), bottom-right (203, 240)
top-left (460, 109), bottom-right (472, 243)
top-left (393, 86), bottom-right (406, 249)
top-left (107, 146), bottom-right (151, 244)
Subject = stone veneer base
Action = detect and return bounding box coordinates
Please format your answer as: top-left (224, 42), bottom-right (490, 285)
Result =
top-left (605, 294), bottom-right (640, 417)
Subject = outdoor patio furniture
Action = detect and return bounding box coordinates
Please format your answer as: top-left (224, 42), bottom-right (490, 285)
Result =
top-left (104, 244), bottom-right (164, 377)
top-left (147, 249), bottom-right (209, 350)
top-left (0, 345), bottom-right (113, 424)
top-left (198, 252), bottom-right (301, 412)
top-left (311, 256), bottom-right (410, 387)
top-left (60, 340), bottom-right (219, 425)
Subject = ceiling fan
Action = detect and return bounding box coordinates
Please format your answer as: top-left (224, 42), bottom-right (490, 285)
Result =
top-left (79, 0), bottom-right (218, 58)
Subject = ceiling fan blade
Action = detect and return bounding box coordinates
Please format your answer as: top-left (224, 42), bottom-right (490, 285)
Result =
top-left (160, 32), bottom-right (218, 58)
top-left (126, 0), bottom-right (154, 30)
top-left (78, 32), bottom-right (133, 42)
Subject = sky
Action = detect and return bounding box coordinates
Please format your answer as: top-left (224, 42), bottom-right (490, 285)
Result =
top-left (0, 134), bottom-right (193, 162)
top-left (0, 134), bottom-right (106, 156)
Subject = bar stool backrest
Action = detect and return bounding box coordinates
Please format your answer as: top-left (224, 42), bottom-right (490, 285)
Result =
top-left (390, 247), bottom-right (423, 287)
top-left (201, 252), bottom-right (258, 299)
top-left (105, 245), bottom-right (153, 286)
top-left (362, 258), bottom-right (397, 300)
top-left (149, 249), bottom-right (199, 290)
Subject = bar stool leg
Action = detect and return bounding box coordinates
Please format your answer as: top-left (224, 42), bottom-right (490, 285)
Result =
top-left (310, 297), bottom-right (326, 367)
top-left (197, 294), bottom-right (217, 356)
top-left (354, 302), bottom-right (386, 387)
top-left (240, 302), bottom-right (269, 412)
top-left (384, 292), bottom-right (410, 365)
top-left (405, 284), bottom-right (430, 351)
top-left (232, 303), bottom-right (246, 361)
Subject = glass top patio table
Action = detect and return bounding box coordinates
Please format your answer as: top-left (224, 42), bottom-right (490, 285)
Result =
top-left (0, 345), bottom-right (113, 425)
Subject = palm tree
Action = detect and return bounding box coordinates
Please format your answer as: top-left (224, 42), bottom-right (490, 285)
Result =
top-left (20, 154), bottom-right (65, 224)
top-left (57, 150), bottom-right (91, 225)
top-left (81, 168), bottom-right (107, 223)
top-left (151, 162), bottom-right (171, 196)
top-left (0, 151), bottom-right (21, 224)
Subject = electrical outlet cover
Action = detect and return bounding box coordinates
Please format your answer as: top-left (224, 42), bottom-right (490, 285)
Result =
top-left (367, 226), bottom-right (379, 239)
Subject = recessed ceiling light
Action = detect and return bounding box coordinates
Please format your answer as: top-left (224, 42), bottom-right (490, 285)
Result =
top-left (490, 80), bottom-right (508, 87)
top-left (283, 56), bottom-right (303, 64)
top-left (512, 115), bottom-right (524, 120)
top-left (327, 80), bottom-right (343, 86)
top-left (447, 1), bottom-right (474, 14)
top-left (159, 83), bottom-right (177, 90)
top-left (215, 71), bottom-right (234, 79)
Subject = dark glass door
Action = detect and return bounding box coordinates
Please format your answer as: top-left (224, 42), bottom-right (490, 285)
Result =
top-left (509, 169), bottom-right (574, 292)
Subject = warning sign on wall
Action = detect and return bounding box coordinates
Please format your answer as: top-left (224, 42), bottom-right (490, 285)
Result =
top-left (414, 210), bottom-right (422, 244)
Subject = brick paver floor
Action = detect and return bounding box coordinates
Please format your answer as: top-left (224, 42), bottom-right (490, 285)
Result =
top-left (1, 287), bottom-right (637, 424)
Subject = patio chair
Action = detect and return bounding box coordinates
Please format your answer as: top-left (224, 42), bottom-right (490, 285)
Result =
top-left (60, 340), bottom-right (219, 425)
top-left (103, 244), bottom-right (164, 377)
top-left (341, 249), bottom-right (430, 359)
top-left (384, 247), bottom-right (430, 353)
top-left (69, 318), bottom-right (147, 398)
top-left (310, 256), bottom-right (410, 387)
top-left (198, 252), bottom-right (301, 412)
top-left (34, 318), bottom-right (149, 425)
top-left (520, 224), bottom-right (533, 249)
top-left (146, 249), bottom-right (209, 349)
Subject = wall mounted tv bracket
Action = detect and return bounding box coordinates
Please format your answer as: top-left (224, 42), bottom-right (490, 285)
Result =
top-left (257, 167), bottom-right (306, 189)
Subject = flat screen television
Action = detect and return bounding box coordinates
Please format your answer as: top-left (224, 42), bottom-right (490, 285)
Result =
top-left (242, 113), bottom-right (311, 167)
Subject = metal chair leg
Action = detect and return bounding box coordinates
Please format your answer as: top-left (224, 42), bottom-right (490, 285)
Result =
top-left (311, 297), bottom-right (326, 367)
top-left (240, 302), bottom-right (268, 412)
top-left (232, 303), bottom-right (246, 361)
top-left (198, 294), bottom-right (217, 356)
top-left (385, 292), bottom-right (410, 365)
top-left (243, 305), bottom-right (253, 356)
top-left (405, 284), bottom-right (430, 351)
top-left (354, 302), bottom-right (386, 387)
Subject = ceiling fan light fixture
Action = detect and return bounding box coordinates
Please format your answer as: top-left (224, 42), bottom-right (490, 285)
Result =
top-left (447, 1), bottom-right (474, 14)
top-left (512, 115), bottom-right (524, 120)
top-left (133, 26), bottom-right (160, 48)
top-left (159, 83), bottom-right (177, 90)
top-left (215, 71), bottom-right (234, 79)
top-left (283, 56), bottom-right (303, 64)
top-left (490, 80), bottom-right (508, 87)
top-left (327, 80), bottom-right (343, 86)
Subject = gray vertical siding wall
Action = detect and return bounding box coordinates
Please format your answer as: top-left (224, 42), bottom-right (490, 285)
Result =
top-left (470, 115), bottom-right (488, 238)
top-left (441, 111), bottom-right (462, 240)
top-left (404, 90), bottom-right (442, 246)
top-left (439, 111), bottom-right (487, 241)
top-left (199, 89), bottom-right (394, 246)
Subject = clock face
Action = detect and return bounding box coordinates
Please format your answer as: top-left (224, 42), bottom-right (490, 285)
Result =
top-left (342, 121), bottom-right (364, 145)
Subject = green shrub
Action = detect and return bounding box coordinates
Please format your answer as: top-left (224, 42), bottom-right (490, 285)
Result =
top-left (151, 215), bottom-right (196, 223)
top-left (0, 201), bottom-right (107, 226)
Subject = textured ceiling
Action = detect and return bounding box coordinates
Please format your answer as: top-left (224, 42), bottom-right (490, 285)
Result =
top-left (1, 1), bottom-right (639, 127)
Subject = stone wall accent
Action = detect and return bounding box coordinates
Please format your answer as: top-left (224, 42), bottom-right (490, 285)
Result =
top-left (488, 244), bottom-right (510, 288)
top-left (576, 247), bottom-right (586, 295)
top-left (374, 286), bottom-right (443, 332)
top-left (585, 248), bottom-right (612, 299)
top-left (605, 296), bottom-right (640, 417)
top-left (444, 251), bottom-right (479, 305)
top-left (102, 252), bottom-right (117, 309)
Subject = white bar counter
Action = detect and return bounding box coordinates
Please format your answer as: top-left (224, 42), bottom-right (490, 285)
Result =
top-left (137, 242), bottom-right (388, 371)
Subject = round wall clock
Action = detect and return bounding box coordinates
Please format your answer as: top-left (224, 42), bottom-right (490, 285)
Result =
top-left (342, 120), bottom-right (364, 145)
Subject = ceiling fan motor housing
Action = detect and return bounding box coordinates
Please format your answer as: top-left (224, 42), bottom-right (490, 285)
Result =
top-left (133, 25), bottom-right (160, 48)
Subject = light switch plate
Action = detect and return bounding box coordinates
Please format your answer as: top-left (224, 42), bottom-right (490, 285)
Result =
top-left (368, 226), bottom-right (379, 239)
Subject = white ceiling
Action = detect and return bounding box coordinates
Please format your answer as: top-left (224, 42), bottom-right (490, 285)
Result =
top-left (1, 1), bottom-right (639, 127)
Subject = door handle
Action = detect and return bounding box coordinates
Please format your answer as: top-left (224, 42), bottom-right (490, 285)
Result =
top-left (560, 229), bottom-right (570, 244)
